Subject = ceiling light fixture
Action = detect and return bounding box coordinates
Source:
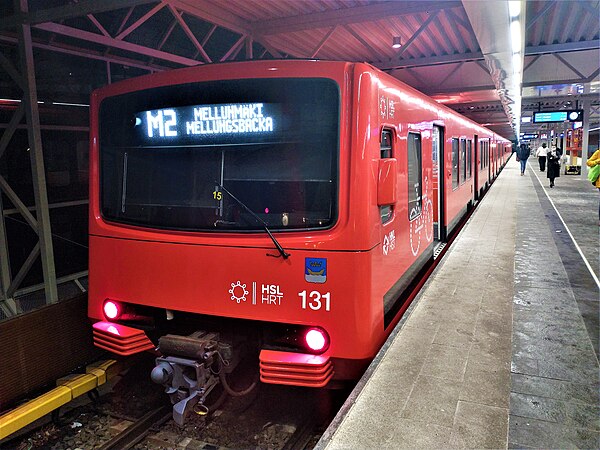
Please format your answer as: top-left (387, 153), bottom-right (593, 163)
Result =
top-left (508, 0), bottom-right (521, 18)
top-left (392, 36), bottom-right (402, 48)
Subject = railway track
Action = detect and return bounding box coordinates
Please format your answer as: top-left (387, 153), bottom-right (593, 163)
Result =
top-left (3, 353), bottom-right (327, 450)
top-left (97, 405), bottom-right (319, 450)
top-left (282, 416), bottom-right (318, 450)
top-left (98, 405), bottom-right (172, 450)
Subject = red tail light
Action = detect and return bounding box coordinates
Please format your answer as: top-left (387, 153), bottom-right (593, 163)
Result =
top-left (305, 328), bottom-right (329, 353)
top-left (103, 300), bottom-right (121, 320)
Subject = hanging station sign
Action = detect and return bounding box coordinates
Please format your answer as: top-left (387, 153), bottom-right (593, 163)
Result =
top-left (532, 110), bottom-right (584, 123)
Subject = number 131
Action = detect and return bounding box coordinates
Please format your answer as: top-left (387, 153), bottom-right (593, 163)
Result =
top-left (299, 291), bottom-right (331, 311)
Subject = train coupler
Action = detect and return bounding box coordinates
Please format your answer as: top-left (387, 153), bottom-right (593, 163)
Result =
top-left (150, 331), bottom-right (232, 426)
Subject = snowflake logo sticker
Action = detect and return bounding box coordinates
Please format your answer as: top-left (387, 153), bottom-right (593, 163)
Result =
top-left (229, 281), bottom-right (249, 303)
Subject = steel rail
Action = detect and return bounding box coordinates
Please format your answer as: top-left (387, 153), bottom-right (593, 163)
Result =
top-left (97, 405), bottom-right (172, 450)
top-left (282, 416), bottom-right (318, 450)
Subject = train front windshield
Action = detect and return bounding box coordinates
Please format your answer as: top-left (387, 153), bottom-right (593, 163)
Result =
top-left (99, 78), bottom-right (339, 232)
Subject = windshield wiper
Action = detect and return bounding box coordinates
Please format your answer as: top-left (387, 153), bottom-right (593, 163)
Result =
top-left (216, 183), bottom-right (290, 260)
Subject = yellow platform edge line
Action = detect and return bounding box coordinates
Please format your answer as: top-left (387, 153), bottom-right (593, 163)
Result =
top-left (0, 360), bottom-right (117, 441)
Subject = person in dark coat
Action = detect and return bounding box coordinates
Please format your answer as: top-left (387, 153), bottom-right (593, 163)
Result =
top-left (516, 143), bottom-right (530, 176)
top-left (546, 145), bottom-right (562, 187)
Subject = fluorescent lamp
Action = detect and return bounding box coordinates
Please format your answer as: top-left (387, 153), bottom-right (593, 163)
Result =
top-left (510, 20), bottom-right (521, 53)
top-left (508, 1), bottom-right (521, 18)
top-left (512, 52), bottom-right (521, 74)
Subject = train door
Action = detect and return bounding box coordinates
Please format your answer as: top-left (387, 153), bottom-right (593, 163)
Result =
top-left (474, 135), bottom-right (479, 200)
top-left (489, 142), bottom-right (494, 181)
top-left (432, 125), bottom-right (445, 241)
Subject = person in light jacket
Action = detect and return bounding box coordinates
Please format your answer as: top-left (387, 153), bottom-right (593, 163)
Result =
top-left (535, 143), bottom-right (547, 171)
top-left (586, 148), bottom-right (600, 225)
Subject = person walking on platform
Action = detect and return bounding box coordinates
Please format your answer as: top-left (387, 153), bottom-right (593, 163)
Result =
top-left (586, 148), bottom-right (600, 225)
top-left (546, 145), bottom-right (562, 188)
top-left (535, 142), bottom-right (547, 171)
top-left (516, 143), bottom-right (530, 176)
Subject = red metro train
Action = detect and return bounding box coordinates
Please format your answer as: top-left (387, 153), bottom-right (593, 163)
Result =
top-left (88, 60), bottom-right (510, 424)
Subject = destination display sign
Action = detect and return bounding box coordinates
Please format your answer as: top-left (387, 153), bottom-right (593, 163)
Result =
top-left (533, 110), bottom-right (584, 123)
top-left (135, 102), bottom-right (280, 145)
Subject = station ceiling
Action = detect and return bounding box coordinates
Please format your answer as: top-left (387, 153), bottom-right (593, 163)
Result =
top-left (1, 0), bottom-right (599, 141)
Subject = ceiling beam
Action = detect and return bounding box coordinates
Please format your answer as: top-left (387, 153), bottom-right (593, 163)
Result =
top-left (167, 5), bottom-right (212, 63)
top-left (157, 20), bottom-right (177, 50)
top-left (525, 40), bottom-right (600, 55)
top-left (522, 76), bottom-right (597, 88)
top-left (393, 11), bottom-right (440, 60)
top-left (452, 100), bottom-right (504, 110)
top-left (576, 0), bottom-right (600, 19)
top-left (168, 0), bottom-right (250, 35)
top-left (167, 0), bottom-right (279, 59)
top-left (115, 7), bottom-right (135, 35)
top-left (250, 1), bottom-right (461, 35)
top-left (115, 3), bottom-right (166, 40)
top-left (220, 35), bottom-right (245, 62)
top-left (87, 14), bottom-right (111, 38)
top-left (521, 92), bottom-right (599, 103)
top-left (0, 0), bottom-right (156, 30)
top-left (0, 52), bottom-right (24, 90)
top-left (526, 1), bottom-right (554, 30)
top-left (426, 72), bottom-right (600, 96)
top-left (311, 26), bottom-right (338, 58)
top-left (553, 53), bottom-right (586, 79)
top-left (344, 25), bottom-right (382, 60)
top-left (376, 51), bottom-right (484, 70)
top-left (253, 35), bottom-right (284, 59)
top-left (426, 84), bottom-right (496, 95)
top-left (201, 24), bottom-right (217, 47)
top-left (34, 22), bottom-right (200, 66)
top-left (0, 33), bottom-right (170, 72)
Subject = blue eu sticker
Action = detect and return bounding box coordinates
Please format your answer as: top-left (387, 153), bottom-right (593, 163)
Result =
top-left (305, 258), bottom-right (327, 283)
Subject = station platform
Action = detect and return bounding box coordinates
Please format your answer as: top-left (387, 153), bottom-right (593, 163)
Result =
top-left (316, 157), bottom-right (599, 449)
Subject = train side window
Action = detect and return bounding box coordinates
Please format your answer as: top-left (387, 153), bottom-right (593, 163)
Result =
top-left (407, 132), bottom-right (422, 220)
top-left (452, 138), bottom-right (459, 189)
top-left (380, 129), bottom-right (393, 223)
top-left (467, 140), bottom-right (472, 179)
top-left (460, 138), bottom-right (466, 184)
top-left (481, 140), bottom-right (486, 169)
top-left (484, 141), bottom-right (487, 168)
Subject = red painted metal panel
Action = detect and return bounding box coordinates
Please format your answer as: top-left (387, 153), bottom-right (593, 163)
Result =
top-left (92, 321), bottom-right (154, 355)
top-left (377, 158), bottom-right (397, 206)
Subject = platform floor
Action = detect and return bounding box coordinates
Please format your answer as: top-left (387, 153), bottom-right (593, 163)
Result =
top-left (316, 157), bottom-right (599, 449)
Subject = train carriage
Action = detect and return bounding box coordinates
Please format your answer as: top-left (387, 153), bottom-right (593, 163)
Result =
top-left (88, 60), bottom-right (510, 425)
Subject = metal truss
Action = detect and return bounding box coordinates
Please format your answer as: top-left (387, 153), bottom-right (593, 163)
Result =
top-left (0, 0), bottom-right (58, 318)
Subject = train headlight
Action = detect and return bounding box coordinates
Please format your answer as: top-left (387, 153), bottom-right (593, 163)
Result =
top-left (305, 327), bottom-right (329, 353)
top-left (103, 299), bottom-right (122, 320)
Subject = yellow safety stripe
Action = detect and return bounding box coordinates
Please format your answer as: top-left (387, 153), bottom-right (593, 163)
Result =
top-left (0, 360), bottom-right (117, 441)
